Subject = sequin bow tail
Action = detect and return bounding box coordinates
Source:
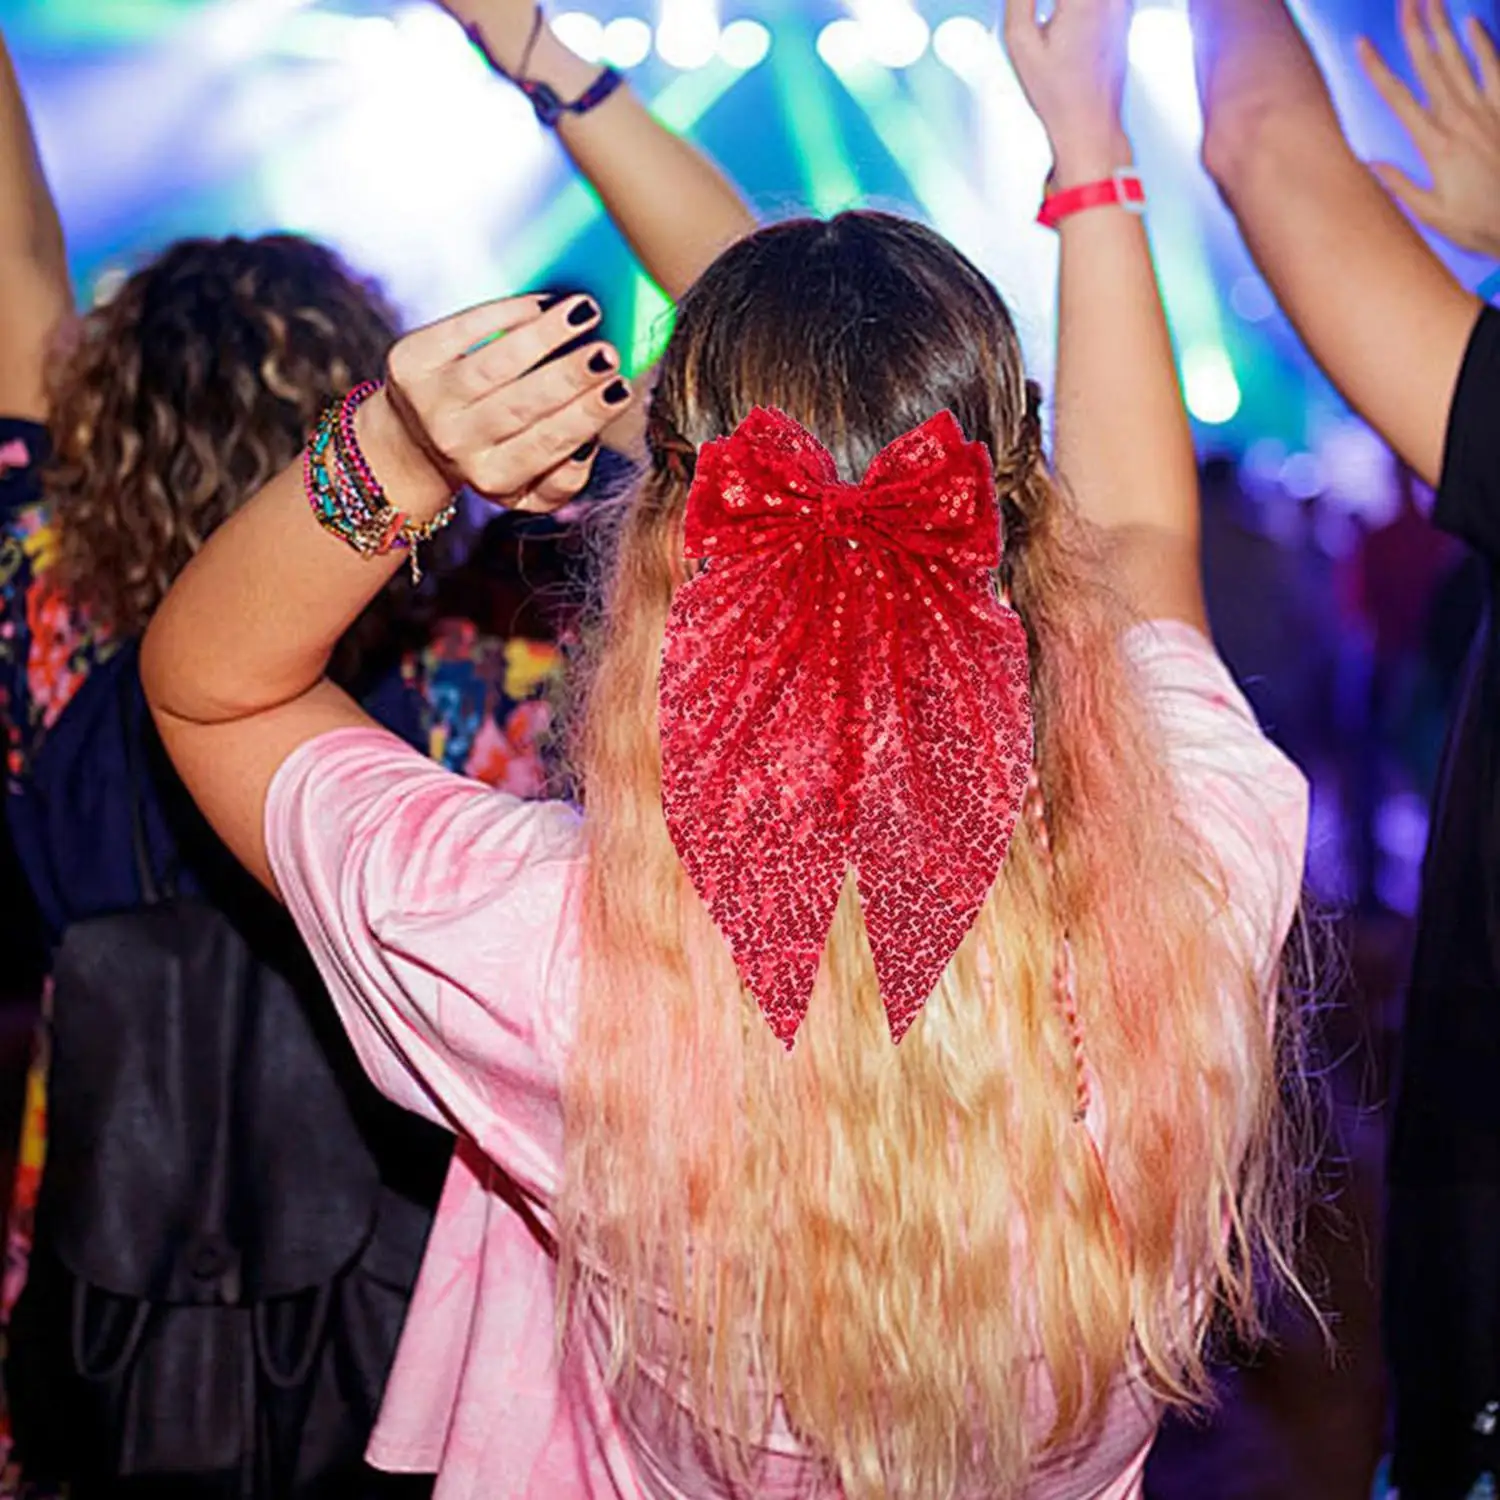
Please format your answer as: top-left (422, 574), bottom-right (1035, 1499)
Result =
top-left (659, 406), bottom-right (1034, 1047)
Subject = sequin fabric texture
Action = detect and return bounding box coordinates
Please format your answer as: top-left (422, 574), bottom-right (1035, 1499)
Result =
top-left (659, 407), bottom-right (1034, 1046)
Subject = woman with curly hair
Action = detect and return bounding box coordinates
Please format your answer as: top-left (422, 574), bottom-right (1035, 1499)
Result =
top-left (144, 0), bottom-right (1314, 1495)
top-left (0, 11), bottom-right (751, 1494)
top-left (0, 50), bottom-right (450, 1492)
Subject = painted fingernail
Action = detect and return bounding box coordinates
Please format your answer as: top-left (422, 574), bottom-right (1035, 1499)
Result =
top-left (572, 441), bottom-right (599, 463)
top-left (568, 299), bottom-right (599, 327)
top-left (588, 347), bottom-right (616, 374)
top-left (538, 292), bottom-right (567, 312)
top-left (603, 379), bottom-right (631, 405)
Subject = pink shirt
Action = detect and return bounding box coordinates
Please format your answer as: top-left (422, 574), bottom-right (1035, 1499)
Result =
top-left (266, 621), bottom-right (1309, 1500)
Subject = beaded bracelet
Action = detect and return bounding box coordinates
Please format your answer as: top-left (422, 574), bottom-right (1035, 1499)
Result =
top-left (305, 382), bottom-right (456, 584)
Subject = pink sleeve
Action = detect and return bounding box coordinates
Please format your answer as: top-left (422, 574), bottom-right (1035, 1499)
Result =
top-left (1124, 621), bottom-right (1310, 978)
top-left (264, 726), bottom-right (583, 1202)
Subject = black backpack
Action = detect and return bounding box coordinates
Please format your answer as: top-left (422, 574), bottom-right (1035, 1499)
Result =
top-left (5, 678), bottom-right (447, 1497)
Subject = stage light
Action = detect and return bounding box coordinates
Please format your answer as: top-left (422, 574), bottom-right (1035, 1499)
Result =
top-left (960, 26), bottom-right (1055, 369)
top-left (718, 18), bottom-right (771, 70)
top-left (601, 17), bottom-right (654, 70)
top-left (817, 19), bottom-right (869, 74)
top-left (932, 15), bottom-right (997, 81)
top-left (1229, 274), bottom-right (1276, 324)
top-left (1318, 419), bottom-right (1397, 521)
top-left (1244, 438), bottom-right (1288, 485)
top-left (1280, 451), bottom-right (1324, 500)
top-left (866, 15), bottom-right (929, 68)
top-left (261, 0), bottom-right (550, 322)
top-left (852, 1), bottom-right (931, 69)
top-left (1183, 345), bottom-right (1241, 425)
top-left (630, 270), bottom-right (675, 369)
top-left (205, 0), bottom-right (311, 65)
top-left (775, 24), bottom-right (861, 214)
top-left (656, 0), bottom-right (720, 70)
top-left (395, 5), bottom-right (483, 71)
top-left (551, 11), bottom-right (606, 63)
top-left (1128, 7), bottom-right (1202, 141)
top-left (341, 15), bottom-right (400, 72)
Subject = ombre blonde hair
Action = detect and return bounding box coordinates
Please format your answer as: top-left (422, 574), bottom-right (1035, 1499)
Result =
top-left (560, 212), bottom-right (1307, 1499)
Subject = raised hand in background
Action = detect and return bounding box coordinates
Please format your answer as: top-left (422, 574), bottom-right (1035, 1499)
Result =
top-left (1358, 0), bottom-right (1500, 258)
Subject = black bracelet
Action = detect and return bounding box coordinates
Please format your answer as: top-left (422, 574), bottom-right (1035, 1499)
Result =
top-left (519, 66), bottom-right (626, 127)
top-left (466, 6), bottom-right (626, 130)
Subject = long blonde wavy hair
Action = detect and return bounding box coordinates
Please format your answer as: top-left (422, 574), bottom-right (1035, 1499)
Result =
top-left (45, 234), bottom-right (397, 638)
top-left (561, 212), bottom-right (1308, 1498)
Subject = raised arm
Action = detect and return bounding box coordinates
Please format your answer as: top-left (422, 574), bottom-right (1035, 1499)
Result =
top-left (0, 27), bottom-right (73, 420)
top-left (1358, 0), bottom-right (1500, 260)
top-left (1193, 0), bottom-right (1479, 487)
top-left (140, 294), bottom-right (629, 889)
top-left (1005, 0), bottom-right (1205, 628)
top-left (440, 0), bottom-right (755, 301)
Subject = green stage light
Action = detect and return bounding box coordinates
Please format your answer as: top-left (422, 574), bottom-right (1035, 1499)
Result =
top-left (773, 26), bottom-right (861, 217)
top-left (820, 53), bottom-right (985, 253)
top-left (629, 271), bottom-right (675, 375)
top-left (1134, 164), bottom-right (1242, 428)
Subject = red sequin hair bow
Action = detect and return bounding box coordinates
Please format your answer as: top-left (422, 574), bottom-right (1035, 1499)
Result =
top-left (658, 406), bottom-right (1035, 1047)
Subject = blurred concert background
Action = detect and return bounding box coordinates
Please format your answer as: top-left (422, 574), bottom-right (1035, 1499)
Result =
top-left (3, 1), bottom-right (1497, 1492)
top-left (2, 0), bottom-right (1493, 917)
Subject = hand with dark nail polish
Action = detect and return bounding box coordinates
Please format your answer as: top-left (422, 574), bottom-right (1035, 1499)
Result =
top-left (378, 294), bottom-right (630, 512)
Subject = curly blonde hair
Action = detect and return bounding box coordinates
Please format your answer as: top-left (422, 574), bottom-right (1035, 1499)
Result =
top-left (44, 234), bottom-right (398, 638)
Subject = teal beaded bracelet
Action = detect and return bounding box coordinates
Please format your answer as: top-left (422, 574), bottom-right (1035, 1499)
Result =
top-left (304, 383), bottom-right (456, 583)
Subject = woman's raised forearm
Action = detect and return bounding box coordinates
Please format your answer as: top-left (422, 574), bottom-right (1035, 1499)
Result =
top-left (142, 294), bottom-right (629, 888)
top-left (1194, 0), bottom-right (1478, 486)
top-left (143, 294), bottom-right (628, 727)
top-left (1051, 137), bottom-right (1200, 556)
top-left (1006, 0), bottom-right (1204, 625)
top-left (449, 0), bottom-right (756, 299)
top-left (0, 27), bottom-right (73, 417)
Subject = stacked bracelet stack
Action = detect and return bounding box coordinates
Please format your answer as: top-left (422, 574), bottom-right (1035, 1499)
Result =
top-left (304, 382), bottom-right (456, 584)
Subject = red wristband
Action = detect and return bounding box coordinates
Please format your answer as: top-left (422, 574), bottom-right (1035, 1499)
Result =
top-left (1037, 170), bottom-right (1146, 230)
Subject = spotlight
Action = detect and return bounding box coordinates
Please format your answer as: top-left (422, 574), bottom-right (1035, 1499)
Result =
top-left (1182, 345), bottom-right (1241, 426)
top-left (933, 16), bottom-right (996, 81)
top-left (718, 18), bottom-right (772, 70)
top-left (1128, 8), bottom-right (1203, 140)
top-left (858, 4), bottom-right (930, 69)
top-left (656, 0), bottom-right (720, 69)
top-left (343, 15), bottom-right (400, 73)
top-left (1280, 452), bottom-right (1324, 500)
top-left (552, 11), bottom-right (606, 64)
top-left (817, 18), bottom-right (869, 73)
top-left (1229, 275), bottom-right (1276, 324)
top-left (1244, 438), bottom-right (1288, 485)
top-left (601, 17), bottom-right (654, 69)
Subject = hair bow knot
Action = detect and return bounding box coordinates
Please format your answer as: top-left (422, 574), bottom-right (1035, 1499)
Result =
top-left (659, 407), bottom-right (1033, 1047)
